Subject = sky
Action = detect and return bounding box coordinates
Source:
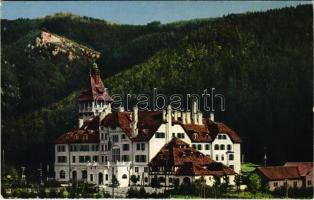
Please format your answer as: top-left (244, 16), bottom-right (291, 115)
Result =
top-left (1, 1), bottom-right (311, 25)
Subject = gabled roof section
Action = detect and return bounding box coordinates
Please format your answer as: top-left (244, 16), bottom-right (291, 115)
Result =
top-left (101, 111), bottom-right (163, 141)
top-left (284, 162), bottom-right (313, 177)
top-left (149, 138), bottom-right (236, 177)
top-left (55, 116), bottom-right (99, 144)
top-left (256, 166), bottom-right (301, 180)
top-left (78, 63), bottom-right (112, 102)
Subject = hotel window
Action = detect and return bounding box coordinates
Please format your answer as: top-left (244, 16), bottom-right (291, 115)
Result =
top-left (123, 144), bottom-right (130, 151)
top-left (137, 143), bottom-right (145, 151)
top-left (112, 135), bottom-right (119, 143)
top-left (198, 144), bottom-right (202, 150)
top-left (192, 144), bottom-right (196, 149)
top-left (293, 181), bottom-right (297, 187)
top-left (93, 156), bottom-right (98, 162)
top-left (121, 134), bottom-right (126, 139)
top-left (218, 135), bottom-right (222, 139)
top-left (308, 180), bottom-right (312, 185)
top-left (105, 134), bottom-right (108, 140)
top-left (229, 154), bottom-right (234, 160)
top-left (57, 145), bottom-right (66, 152)
top-left (172, 133), bottom-right (176, 138)
top-left (222, 135), bottom-right (227, 139)
top-left (101, 133), bottom-right (104, 140)
top-left (80, 145), bottom-right (89, 151)
top-left (135, 155), bottom-right (147, 162)
top-left (227, 144), bottom-right (232, 151)
top-left (220, 144), bottom-right (225, 150)
top-left (101, 145), bottom-right (104, 151)
top-left (145, 177), bottom-right (148, 182)
top-left (105, 174), bottom-right (108, 180)
top-left (274, 182), bottom-right (278, 187)
top-left (101, 156), bottom-right (104, 163)
top-left (85, 156), bottom-right (91, 162)
top-left (112, 148), bottom-right (120, 162)
top-left (215, 155), bottom-right (219, 161)
top-left (169, 177), bottom-right (173, 183)
top-left (221, 155), bottom-right (224, 161)
top-left (122, 174), bottom-right (127, 179)
top-left (122, 155), bottom-right (130, 161)
top-left (178, 133), bottom-right (185, 139)
top-left (59, 170), bottom-right (66, 179)
top-left (57, 156), bottom-right (67, 163)
top-left (205, 144), bottom-right (210, 150)
top-left (90, 174), bottom-right (93, 182)
top-left (135, 167), bottom-right (139, 173)
top-left (79, 156), bottom-right (84, 163)
top-left (144, 167), bottom-right (148, 172)
top-left (70, 145), bottom-right (77, 152)
top-left (229, 165), bottom-right (234, 169)
top-left (155, 132), bottom-right (165, 138)
top-left (72, 156), bottom-right (76, 163)
top-left (214, 144), bottom-right (219, 150)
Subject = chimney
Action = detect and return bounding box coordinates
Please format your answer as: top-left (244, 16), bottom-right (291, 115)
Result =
top-left (186, 112), bottom-right (191, 124)
top-left (210, 112), bottom-right (215, 122)
top-left (192, 100), bottom-right (198, 124)
top-left (132, 106), bottom-right (138, 136)
top-left (198, 112), bottom-right (203, 125)
top-left (174, 110), bottom-right (178, 121)
top-left (78, 118), bottom-right (84, 128)
top-left (162, 109), bottom-right (166, 121)
top-left (166, 105), bottom-right (172, 141)
top-left (182, 112), bottom-right (186, 124)
top-left (119, 106), bottom-right (125, 112)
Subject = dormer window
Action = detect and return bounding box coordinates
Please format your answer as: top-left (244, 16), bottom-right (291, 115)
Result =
top-left (193, 133), bottom-right (198, 140)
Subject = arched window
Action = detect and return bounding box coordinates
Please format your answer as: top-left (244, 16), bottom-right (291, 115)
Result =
top-left (218, 135), bottom-right (222, 139)
top-left (205, 144), bottom-right (210, 150)
top-left (193, 133), bottom-right (198, 139)
top-left (229, 154), bottom-right (234, 161)
top-left (122, 174), bottom-right (127, 179)
top-left (214, 144), bottom-right (219, 150)
top-left (60, 170), bottom-right (66, 179)
top-left (227, 144), bottom-right (232, 151)
top-left (220, 144), bottom-right (225, 150)
top-left (197, 144), bottom-right (202, 150)
top-left (222, 135), bottom-right (227, 139)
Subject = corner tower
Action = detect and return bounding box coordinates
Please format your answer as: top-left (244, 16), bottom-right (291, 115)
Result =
top-left (78, 63), bottom-right (112, 124)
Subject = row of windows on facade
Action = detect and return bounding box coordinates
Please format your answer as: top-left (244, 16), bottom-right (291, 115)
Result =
top-left (214, 154), bottom-right (234, 161)
top-left (273, 181), bottom-right (298, 188)
top-left (57, 144), bottom-right (99, 152)
top-left (59, 170), bottom-right (149, 183)
top-left (100, 133), bottom-right (127, 141)
top-left (57, 154), bottom-right (147, 163)
top-left (58, 143), bottom-right (231, 153)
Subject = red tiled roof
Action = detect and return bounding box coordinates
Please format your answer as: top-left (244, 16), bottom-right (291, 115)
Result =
top-left (78, 65), bottom-right (112, 102)
top-left (101, 111), bottom-right (163, 141)
top-left (100, 110), bottom-right (241, 143)
top-left (55, 129), bottom-right (99, 144)
top-left (284, 162), bottom-right (313, 177)
top-left (55, 117), bottom-right (100, 144)
top-left (257, 166), bottom-right (301, 180)
top-left (149, 138), bottom-right (236, 177)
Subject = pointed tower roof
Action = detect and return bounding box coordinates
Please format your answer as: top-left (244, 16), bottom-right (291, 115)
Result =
top-left (78, 63), bottom-right (112, 102)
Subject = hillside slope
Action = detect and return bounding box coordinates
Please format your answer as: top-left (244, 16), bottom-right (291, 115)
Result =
top-left (1, 5), bottom-right (312, 169)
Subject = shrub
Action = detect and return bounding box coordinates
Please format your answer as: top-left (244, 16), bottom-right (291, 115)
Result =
top-left (247, 173), bottom-right (262, 193)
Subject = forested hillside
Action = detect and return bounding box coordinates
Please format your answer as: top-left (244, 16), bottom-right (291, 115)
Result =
top-left (1, 5), bottom-right (312, 171)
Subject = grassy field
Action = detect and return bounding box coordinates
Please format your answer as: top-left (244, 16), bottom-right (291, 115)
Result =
top-left (241, 162), bottom-right (260, 173)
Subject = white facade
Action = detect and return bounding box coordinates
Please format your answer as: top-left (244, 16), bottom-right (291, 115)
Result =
top-left (55, 101), bottom-right (241, 187)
